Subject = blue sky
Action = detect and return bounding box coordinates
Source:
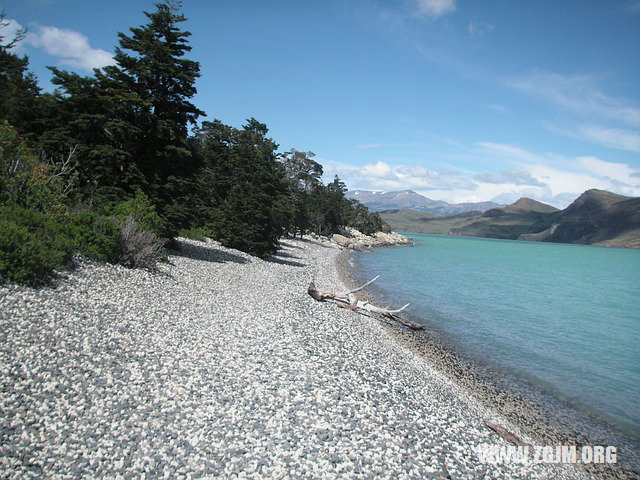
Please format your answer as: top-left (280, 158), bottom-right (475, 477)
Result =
top-left (2, 0), bottom-right (640, 207)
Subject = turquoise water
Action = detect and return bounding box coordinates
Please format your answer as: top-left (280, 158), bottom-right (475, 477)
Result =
top-left (352, 234), bottom-right (640, 436)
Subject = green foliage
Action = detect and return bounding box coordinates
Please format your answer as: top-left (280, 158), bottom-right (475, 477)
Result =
top-left (108, 190), bottom-right (164, 234)
top-left (96, 0), bottom-right (204, 232)
top-left (349, 200), bottom-right (386, 235)
top-left (0, 122), bottom-right (77, 211)
top-left (42, 1), bottom-right (204, 234)
top-left (0, 13), bottom-right (47, 143)
top-left (280, 149), bottom-right (323, 237)
top-left (0, 204), bottom-right (74, 284)
top-left (66, 212), bottom-right (122, 263)
top-left (179, 227), bottom-right (213, 241)
top-left (322, 175), bottom-right (352, 234)
top-left (0, 122), bottom-right (38, 204)
top-left (195, 118), bottom-right (289, 257)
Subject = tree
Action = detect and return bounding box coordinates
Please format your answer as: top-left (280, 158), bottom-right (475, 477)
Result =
top-left (280, 149), bottom-right (323, 237)
top-left (0, 13), bottom-right (46, 143)
top-left (349, 199), bottom-right (385, 235)
top-left (98, 0), bottom-right (204, 232)
top-left (195, 118), bottom-right (289, 257)
top-left (47, 1), bottom-right (204, 233)
top-left (322, 175), bottom-right (352, 233)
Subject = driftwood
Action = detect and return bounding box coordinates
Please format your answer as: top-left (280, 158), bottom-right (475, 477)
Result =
top-left (308, 276), bottom-right (424, 330)
top-left (484, 422), bottom-right (528, 447)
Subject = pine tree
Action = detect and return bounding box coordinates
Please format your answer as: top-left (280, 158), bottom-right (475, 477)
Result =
top-left (44, 68), bottom-right (144, 198)
top-left (97, 0), bottom-right (204, 231)
top-left (195, 119), bottom-right (289, 257)
top-left (46, 1), bottom-right (204, 232)
top-left (323, 175), bottom-right (351, 233)
top-left (280, 149), bottom-right (323, 237)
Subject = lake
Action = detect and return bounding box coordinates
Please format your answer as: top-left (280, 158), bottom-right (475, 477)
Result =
top-left (351, 234), bottom-right (640, 441)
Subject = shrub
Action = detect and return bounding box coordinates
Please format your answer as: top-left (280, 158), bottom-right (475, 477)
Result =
top-left (0, 122), bottom-right (77, 211)
top-left (0, 204), bottom-right (74, 284)
top-left (109, 190), bottom-right (164, 234)
top-left (178, 226), bottom-right (213, 241)
top-left (119, 215), bottom-right (165, 268)
top-left (67, 211), bottom-right (122, 263)
top-left (0, 123), bottom-right (40, 206)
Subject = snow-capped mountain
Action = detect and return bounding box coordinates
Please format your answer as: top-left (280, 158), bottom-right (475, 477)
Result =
top-left (346, 190), bottom-right (504, 216)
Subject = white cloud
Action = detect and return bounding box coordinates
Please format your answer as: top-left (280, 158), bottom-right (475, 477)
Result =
top-left (579, 126), bottom-right (640, 153)
top-left (323, 159), bottom-right (475, 193)
top-left (325, 141), bottom-right (640, 208)
top-left (508, 71), bottom-right (640, 153)
top-left (474, 170), bottom-right (546, 187)
top-left (576, 156), bottom-right (640, 185)
top-left (25, 24), bottom-right (114, 70)
top-left (477, 141), bottom-right (540, 163)
top-left (0, 18), bottom-right (25, 49)
top-left (361, 160), bottom-right (394, 178)
top-left (411, 0), bottom-right (456, 18)
top-left (508, 70), bottom-right (640, 127)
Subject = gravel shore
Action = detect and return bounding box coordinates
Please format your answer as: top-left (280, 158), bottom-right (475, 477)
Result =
top-left (1, 237), bottom-right (589, 479)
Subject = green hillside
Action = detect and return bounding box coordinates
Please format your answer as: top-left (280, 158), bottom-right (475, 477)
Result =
top-left (379, 210), bottom-right (478, 235)
top-left (381, 191), bottom-right (640, 249)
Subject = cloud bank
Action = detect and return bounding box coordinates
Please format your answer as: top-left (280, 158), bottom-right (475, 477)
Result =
top-left (323, 142), bottom-right (640, 208)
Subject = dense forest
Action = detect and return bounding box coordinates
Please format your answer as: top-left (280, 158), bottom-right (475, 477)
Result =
top-left (0, 3), bottom-right (385, 284)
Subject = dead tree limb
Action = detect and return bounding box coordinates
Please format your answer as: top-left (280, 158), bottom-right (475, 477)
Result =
top-left (484, 422), bottom-right (529, 447)
top-left (308, 277), bottom-right (423, 330)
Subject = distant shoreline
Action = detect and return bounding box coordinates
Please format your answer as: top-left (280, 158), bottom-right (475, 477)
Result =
top-left (336, 244), bottom-right (640, 479)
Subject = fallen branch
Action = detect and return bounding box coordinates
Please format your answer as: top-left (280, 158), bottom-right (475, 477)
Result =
top-left (308, 277), bottom-right (423, 330)
top-left (484, 422), bottom-right (529, 447)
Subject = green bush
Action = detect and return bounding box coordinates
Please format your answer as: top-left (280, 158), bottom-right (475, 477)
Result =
top-left (178, 226), bottom-right (213, 241)
top-left (0, 201), bottom-right (166, 284)
top-left (66, 211), bottom-right (122, 263)
top-left (0, 204), bottom-right (75, 284)
top-left (109, 190), bottom-right (164, 234)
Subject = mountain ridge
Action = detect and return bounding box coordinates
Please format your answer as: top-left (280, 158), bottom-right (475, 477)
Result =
top-left (347, 189), bottom-right (504, 216)
top-left (378, 189), bottom-right (640, 249)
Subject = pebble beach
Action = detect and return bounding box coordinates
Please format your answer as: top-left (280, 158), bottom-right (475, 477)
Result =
top-left (1, 236), bottom-right (591, 479)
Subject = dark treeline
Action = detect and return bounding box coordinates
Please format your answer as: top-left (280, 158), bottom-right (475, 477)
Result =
top-left (0, 3), bottom-right (385, 284)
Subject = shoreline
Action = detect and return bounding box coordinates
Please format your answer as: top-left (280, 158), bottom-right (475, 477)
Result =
top-left (336, 245), bottom-right (639, 479)
top-left (0, 236), bottom-right (602, 478)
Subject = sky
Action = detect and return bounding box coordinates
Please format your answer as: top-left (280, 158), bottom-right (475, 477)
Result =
top-left (2, 0), bottom-right (640, 207)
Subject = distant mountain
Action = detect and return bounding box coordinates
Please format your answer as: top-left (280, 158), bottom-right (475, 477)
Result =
top-left (379, 190), bottom-right (640, 249)
top-left (347, 190), bottom-right (503, 215)
top-left (487, 197), bottom-right (559, 215)
top-left (541, 190), bottom-right (640, 247)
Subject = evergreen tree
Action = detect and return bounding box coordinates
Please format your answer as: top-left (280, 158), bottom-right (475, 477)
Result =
top-left (47, 1), bottom-right (203, 233)
top-left (323, 175), bottom-right (351, 233)
top-left (43, 69), bottom-right (144, 199)
top-left (195, 119), bottom-right (289, 257)
top-left (0, 13), bottom-right (46, 143)
top-left (280, 149), bottom-right (323, 237)
top-left (98, 0), bottom-right (204, 231)
top-left (349, 200), bottom-right (385, 235)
